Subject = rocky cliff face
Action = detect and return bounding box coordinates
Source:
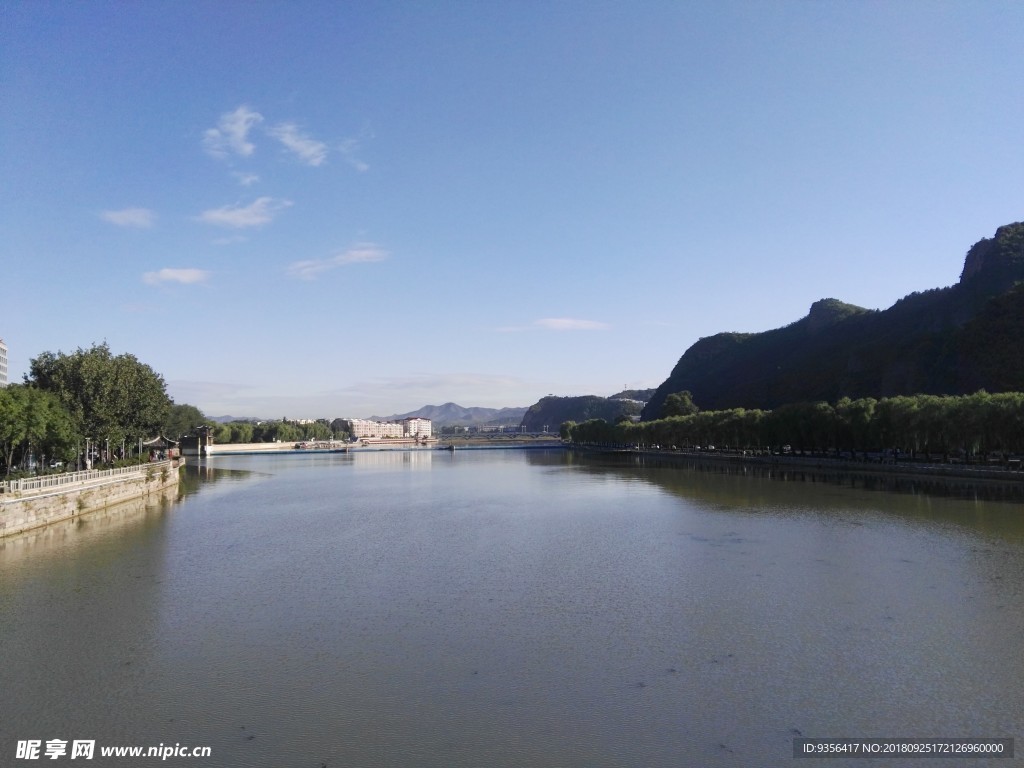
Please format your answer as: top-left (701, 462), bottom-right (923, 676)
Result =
top-left (960, 237), bottom-right (993, 282)
top-left (642, 221), bottom-right (1024, 419)
top-left (959, 222), bottom-right (1024, 285)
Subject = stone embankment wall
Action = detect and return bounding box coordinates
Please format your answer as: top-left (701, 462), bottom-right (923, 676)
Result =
top-left (207, 442), bottom-right (303, 455)
top-left (194, 441), bottom-right (350, 455)
top-left (0, 460), bottom-right (181, 539)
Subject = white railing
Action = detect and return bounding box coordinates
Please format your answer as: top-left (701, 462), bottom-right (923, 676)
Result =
top-left (0, 460), bottom-right (175, 495)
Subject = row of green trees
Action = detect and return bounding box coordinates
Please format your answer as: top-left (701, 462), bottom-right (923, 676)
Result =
top-left (1, 343), bottom-right (204, 476)
top-left (564, 390), bottom-right (1024, 459)
top-left (1, 343), bottom-right (372, 476)
top-left (211, 418), bottom-right (345, 444)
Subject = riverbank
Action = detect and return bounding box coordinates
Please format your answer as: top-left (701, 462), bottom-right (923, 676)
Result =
top-left (0, 459), bottom-right (182, 539)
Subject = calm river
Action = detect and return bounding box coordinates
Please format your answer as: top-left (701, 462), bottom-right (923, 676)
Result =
top-left (2, 449), bottom-right (1022, 767)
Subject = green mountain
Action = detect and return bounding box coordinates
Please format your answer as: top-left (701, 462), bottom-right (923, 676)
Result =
top-left (642, 221), bottom-right (1024, 419)
top-left (520, 395), bottom-right (644, 432)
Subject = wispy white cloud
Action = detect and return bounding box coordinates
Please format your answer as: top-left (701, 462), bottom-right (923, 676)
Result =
top-left (198, 197), bottom-right (292, 228)
top-left (142, 268), bottom-right (210, 285)
top-left (203, 105), bottom-right (264, 158)
top-left (203, 106), bottom-right (367, 174)
top-left (338, 138), bottom-right (369, 172)
top-left (269, 122), bottom-right (328, 166)
top-left (100, 207), bottom-right (156, 228)
top-left (287, 243), bottom-right (388, 280)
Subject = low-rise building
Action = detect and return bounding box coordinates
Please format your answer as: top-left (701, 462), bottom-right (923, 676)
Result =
top-left (403, 418), bottom-right (432, 438)
top-left (346, 417), bottom-right (432, 439)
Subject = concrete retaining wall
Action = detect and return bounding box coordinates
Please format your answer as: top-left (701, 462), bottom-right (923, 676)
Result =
top-left (206, 442), bottom-right (309, 455)
top-left (198, 441), bottom-right (349, 455)
top-left (0, 460), bottom-right (181, 539)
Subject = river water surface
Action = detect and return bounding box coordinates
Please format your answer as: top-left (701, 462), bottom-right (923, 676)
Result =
top-left (2, 449), bottom-right (1023, 767)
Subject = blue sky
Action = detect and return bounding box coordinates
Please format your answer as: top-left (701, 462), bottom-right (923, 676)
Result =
top-left (3, 1), bottom-right (1023, 419)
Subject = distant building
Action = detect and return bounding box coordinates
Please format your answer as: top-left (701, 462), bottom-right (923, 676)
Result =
top-left (403, 418), bottom-right (432, 438)
top-left (346, 417), bottom-right (432, 439)
top-left (347, 419), bottom-right (403, 439)
top-left (0, 337), bottom-right (7, 387)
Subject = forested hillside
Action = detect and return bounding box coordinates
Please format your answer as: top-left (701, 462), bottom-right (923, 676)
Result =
top-left (643, 222), bottom-right (1024, 419)
top-left (520, 395), bottom-right (643, 432)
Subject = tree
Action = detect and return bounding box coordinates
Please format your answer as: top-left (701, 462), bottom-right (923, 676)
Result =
top-left (661, 391), bottom-right (699, 418)
top-left (299, 421), bottom-right (332, 440)
top-left (28, 342), bottom-right (172, 448)
top-left (164, 403), bottom-right (208, 441)
top-left (213, 421), bottom-right (255, 444)
top-left (213, 423), bottom-right (233, 444)
top-left (230, 421), bottom-right (255, 443)
top-left (835, 397), bottom-right (877, 452)
top-left (0, 385), bottom-right (76, 474)
top-left (252, 420), bottom-right (301, 443)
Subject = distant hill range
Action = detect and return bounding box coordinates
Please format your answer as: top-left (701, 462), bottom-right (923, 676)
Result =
top-left (519, 389), bottom-right (657, 432)
top-left (209, 397), bottom-right (659, 428)
top-left (642, 221), bottom-right (1024, 420)
top-left (371, 402), bottom-right (528, 427)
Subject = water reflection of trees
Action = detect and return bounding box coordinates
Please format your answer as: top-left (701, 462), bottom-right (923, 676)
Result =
top-left (528, 449), bottom-right (1024, 541)
top-left (178, 461), bottom-right (255, 498)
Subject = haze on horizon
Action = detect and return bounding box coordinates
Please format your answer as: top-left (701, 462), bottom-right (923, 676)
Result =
top-left (3, 1), bottom-right (1023, 419)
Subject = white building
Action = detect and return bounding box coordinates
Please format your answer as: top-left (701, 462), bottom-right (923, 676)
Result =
top-left (403, 418), bottom-right (432, 438)
top-left (0, 338), bottom-right (7, 387)
top-left (347, 417), bottom-right (432, 440)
